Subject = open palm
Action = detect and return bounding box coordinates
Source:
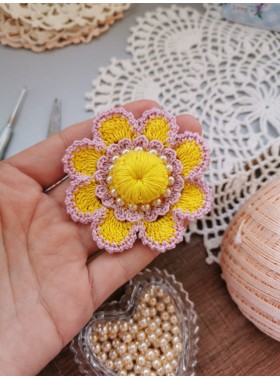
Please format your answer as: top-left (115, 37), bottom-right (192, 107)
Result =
top-left (0, 100), bottom-right (201, 375)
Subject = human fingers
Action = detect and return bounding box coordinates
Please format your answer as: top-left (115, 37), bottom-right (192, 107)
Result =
top-left (5, 99), bottom-right (160, 190)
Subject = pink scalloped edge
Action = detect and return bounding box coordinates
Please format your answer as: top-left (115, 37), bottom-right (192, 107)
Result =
top-left (170, 131), bottom-right (210, 180)
top-left (92, 107), bottom-right (138, 149)
top-left (65, 177), bottom-right (103, 223)
top-left (173, 178), bottom-right (212, 222)
top-left (91, 209), bottom-right (139, 253)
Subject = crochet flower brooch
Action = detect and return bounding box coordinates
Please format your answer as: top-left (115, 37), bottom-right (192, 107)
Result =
top-left (63, 108), bottom-right (211, 253)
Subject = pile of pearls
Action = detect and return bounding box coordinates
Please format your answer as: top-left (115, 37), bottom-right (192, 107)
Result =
top-left (106, 147), bottom-right (175, 214)
top-left (89, 284), bottom-right (183, 376)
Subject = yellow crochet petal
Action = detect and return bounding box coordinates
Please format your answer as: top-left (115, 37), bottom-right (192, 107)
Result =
top-left (143, 212), bottom-right (176, 244)
top-left (98, 209), bottom-right (134, 245)
top-left (71, 146), bottom-right (103, 176)
top-left (174, 182), bottom-right (204, 214)
top-left (142, 116), bottom-right (170, 147)
top-left (98, 114), bottom-right (135, 146)
top-left (73, 180), bottom-right (101, 214)
top-left (175, 140), bottom-right (203, 177)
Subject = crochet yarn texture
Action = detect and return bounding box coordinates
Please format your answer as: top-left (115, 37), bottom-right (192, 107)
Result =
top-left (63, 108), bottom-right (211, 253)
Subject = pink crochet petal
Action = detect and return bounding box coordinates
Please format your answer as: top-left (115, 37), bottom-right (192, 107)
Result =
top-left (170, 131), bottom-right (210, 179)
top-left (65, 177), bottom-right (103, 223)
top-left (136, 108), bottom-right (179, 145)
top-left (91, 209), bottom-right (139, 253)
top-left (62, 138), bottom-right (103, 180)
top-left (139, 213), bottom-right (185, 253)
top-left (92, 108), bottom-right (137, 149)
top-left (172, 178), bottom-right (212, 221)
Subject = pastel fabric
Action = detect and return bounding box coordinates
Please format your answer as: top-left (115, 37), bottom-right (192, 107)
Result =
top-left (63, 108), bottom-right (211, 253)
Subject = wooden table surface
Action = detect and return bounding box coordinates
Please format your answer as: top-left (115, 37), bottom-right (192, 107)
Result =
top-left (39, 235), bottom-right (280, 376)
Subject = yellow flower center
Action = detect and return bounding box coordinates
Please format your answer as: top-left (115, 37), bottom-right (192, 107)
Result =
top-left (111, 151), bottom-right (169, 205)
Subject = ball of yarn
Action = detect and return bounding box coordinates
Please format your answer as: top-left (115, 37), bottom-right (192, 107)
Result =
top-left (221, 177), bottom-right (280, 341)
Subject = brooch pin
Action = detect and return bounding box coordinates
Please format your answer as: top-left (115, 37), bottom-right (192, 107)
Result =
top-left (62, 108), bottom-right (211, 253)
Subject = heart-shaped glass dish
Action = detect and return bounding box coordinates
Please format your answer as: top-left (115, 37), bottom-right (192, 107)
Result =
top-left (71, 267), bottom-right (199, 376)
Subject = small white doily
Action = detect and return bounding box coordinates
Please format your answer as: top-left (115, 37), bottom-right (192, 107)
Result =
top-left (85, 5), bottom-right (280, 264)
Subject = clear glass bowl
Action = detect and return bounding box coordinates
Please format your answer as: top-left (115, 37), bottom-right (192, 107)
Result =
top-left (70, 267), bottom-right (199, 375)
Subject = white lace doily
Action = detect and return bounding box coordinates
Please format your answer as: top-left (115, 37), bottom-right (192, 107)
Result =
top-left (85, 5), bottom-right (280, 264)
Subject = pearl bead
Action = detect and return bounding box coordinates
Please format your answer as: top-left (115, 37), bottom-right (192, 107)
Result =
top-left (141, 307), bottom-right (150, 317)
top-left (172, 335), bottom-right (181, 345)
top-left (148, 297), bottom-right (157, 306)
top-left (123, 332), bottom-right (133, 343)
top-left (154, 316), bottom-right (161, 326)
top-left (112, 155), bottom-right (119, 163)
top-left (93, 342), bottom-right (101, 354)
top-left (146, 349), bottom-right (156, 362)
top-left (134, 364), bottom-right (142, 374)
top-left (149, 149), bottom-right (158, 155)
top-left (98, 352), bottom-right (107, 363)
top-left (114, 358), bottom-right (123, 370)
top-left (152, 358), bottom-right (161, 370)
top-left (129, 204), bottom-right (137, 212)
top-left (171, 325), bottom-right (180, 335)
top-left (142, 292), bottom-right (150, 302)
top-left (154, 348), bottom-right (160, 357)
top-left (106, 175), bottom-right (113, 184)
top-left (90, 333), bottom-right (98, 343)
top-left (170, 315), bottom-right (178, 324)
top-left (122, 149), bottom-right (130, 155)
top-left (128, 342), bottom-right (137, 355)
top-left (161, 311), bottom-right (170, 321)
top-left (174, 342), bottom-right (183, 353)
top-left (163, 188), bottom-right (172, 198)
top-left (105, 359), bottom-right (114, 370)
top-left (116, 198), bottom-right (124, 207)
top-left (148, 332), bottom-right (157, 344)
top-left (137, 331), bottom-right (146, 342)
top-left (164, 363), bottom-right (173, 374)
top-left (160, 155), bottom-right (168, 163)
top-left (108, 164), bottom-right (114, 171)
top-left (109, 349), bottom-right (118, 360)
top-left (138, 317), bottom-right (148, 329)
top-left (134, 146), bottom-right (143, 152)
top-left (148, 321), bottom-right (157, 331)
top-left (153, 198), bottom-right (162, 207)
top-left (149, 307), bottom-right (157, 317)
top-left (156, 302), bottom-right (165, 312)
top-left (163, 332), bottom-right (172, 342)
top-left (142, 368), bottom-right (151, 376)
top-left (118, 369), bottom-right (127, 375)
top-left (171, 358), bottom-right (178, 369)
top-left (138, 341), bottom-right (148, 353)
top-left (162, 321), bottom-right (171, 332)
top-left (136, 355), bottom-right (146, 366)
top-left (102, 341), bottom-right (111, 352)
top-left (128, 371), bottom-right (136, 376)
top-left (129, 324), bottom-right (138, 335)
top-left (157, 367), bottom-right (165, 376)
top-left (110, 188), bottom-right (117, 197)
top-left (159, 337), bottom-right (168, 348)
top-left (168, 176), bottom-right (175, 185)
top-left (117, 343), bottom-right (127, 355)
top-left (124, 353), bottom-right (133, 365)
top-left (166, 350), bottom-right (175, 361)
top-left (167, 304), bottom-right (175, 314)
top-left (155, 327), bottom-right (163, 337)
top-left (166, 164), bottom-right (173, 173)
top-left (99, 334), bottom-right (108, 342)
top-left (141, 204), bottom-right (151, 212)
top-left (111, 339), bottom-right (120, 348)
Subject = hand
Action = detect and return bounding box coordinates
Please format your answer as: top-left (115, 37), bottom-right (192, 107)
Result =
top-left (0, 100), bottom-right (201, 375)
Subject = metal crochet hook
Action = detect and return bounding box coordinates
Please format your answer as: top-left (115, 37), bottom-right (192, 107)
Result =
top-left (0, 87), bottom-right (27, 160)
top-left (44, 98), bottom-right (68, 193)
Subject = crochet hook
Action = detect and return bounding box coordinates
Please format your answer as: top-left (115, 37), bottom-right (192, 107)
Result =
top-left (0, 87), bottom-right (27, 160)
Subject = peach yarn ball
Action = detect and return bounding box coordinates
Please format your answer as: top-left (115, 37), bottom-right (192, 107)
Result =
top-left (221, 177), bottom-right (280, 341)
